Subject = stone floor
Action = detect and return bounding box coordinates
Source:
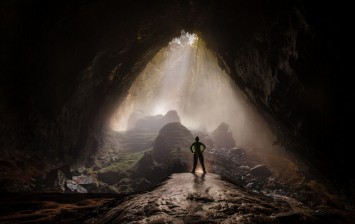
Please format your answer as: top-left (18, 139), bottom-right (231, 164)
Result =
top-left (1, 173), bottom-right (354, 224)
top-left (95, 173), bottom-right (355, 224)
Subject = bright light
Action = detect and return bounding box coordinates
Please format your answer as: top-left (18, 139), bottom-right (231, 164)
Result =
top-left (171, 30), bottom-right (197, 47)
top-left (109, 30), bottom-right (275, 151)
top-left (152, 103), bottom-right (168, 116)
top-left (187, 33), bottom-right (198, 46)
top-left (195, 167), bottom-right (204, 174)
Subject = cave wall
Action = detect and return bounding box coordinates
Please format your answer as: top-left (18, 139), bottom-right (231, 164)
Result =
top-left (195, 0), bottom-right (353, 197)
top-left (1, 0), bottom-right (353, 197)
top-left (0, 0), bottom-right (192, 165)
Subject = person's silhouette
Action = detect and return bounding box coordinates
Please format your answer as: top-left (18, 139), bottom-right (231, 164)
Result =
top-left (190, 136), bottom-right (207, 173)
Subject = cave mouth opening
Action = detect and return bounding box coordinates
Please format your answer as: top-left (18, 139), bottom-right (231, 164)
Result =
top-left (108, 30), bottom-right (275, 152)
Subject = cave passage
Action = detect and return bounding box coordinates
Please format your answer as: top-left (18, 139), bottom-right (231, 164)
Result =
top-left (109, 30), bottom-right (275, 151)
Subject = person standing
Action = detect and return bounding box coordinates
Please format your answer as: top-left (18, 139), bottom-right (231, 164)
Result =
top-left (190, 136), bottom-right (207, 173)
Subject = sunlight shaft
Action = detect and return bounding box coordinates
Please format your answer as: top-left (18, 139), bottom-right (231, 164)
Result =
top-left (109, 30), bottom-right (275, 150)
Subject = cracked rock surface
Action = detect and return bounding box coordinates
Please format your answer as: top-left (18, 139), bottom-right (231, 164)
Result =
top-left (95, 173), bottom-right (355, 224)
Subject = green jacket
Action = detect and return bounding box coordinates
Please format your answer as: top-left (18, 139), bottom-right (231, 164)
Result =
top-left (190, 142), bottom-right (206, 153)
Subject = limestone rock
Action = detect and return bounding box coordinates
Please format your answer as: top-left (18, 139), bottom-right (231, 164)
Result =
top-left (131, 152), bottom-right (166, 184)
top-left (43, 169), bottom-right (68, 192)
top-left (132, 178), bottom-right (152, 192)
top-left (134, 110), bottom-right (181, 132)
top-left (97, 171), bottom-right (122, 185)
top-left (127, 110), bottom-right (144, 130)
top-left (152, 122), bottom-right (193, 163)
top-left (167, 157), bottom-right (189, 174)
top-left (72, 174), bottom-right (93, 185)
top-left (249, 164), bottom-right (272, 178)
top-left (65, 180), bottom-right (88, 193)
top-left (211, 122), bottom-right (235, 149)
top-left (122, 129), bottom-right (156, 152)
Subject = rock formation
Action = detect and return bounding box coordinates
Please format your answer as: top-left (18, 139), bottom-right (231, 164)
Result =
top-left (134, 110), bottom-right (181, 132)
top-left (152, 122), bottom-right (193, 164)
top-left (211, 122), bottom-right (236, 149)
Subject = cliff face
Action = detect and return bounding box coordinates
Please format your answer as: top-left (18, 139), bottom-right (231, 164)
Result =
top-left (0, 0), bottom-right (353, 201)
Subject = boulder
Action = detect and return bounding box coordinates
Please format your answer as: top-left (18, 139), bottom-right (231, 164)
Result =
top-left (132, 178), bottom-right (152, 192)
top-left (211, 122), bottom-right (235, 149)
top-left (152, 122), bottom-right (193, 163)
top-left (97, 171), bottom-right (122, 185)
top-left (42, 169), bottom-right (68, 192)
top-left (167, 157), bottom-right (189, 174)
top-left (131, 152), bottom-right (166, 184)
top-left (72, 174), bottom-right (93, 185)
top-left (65, 180), bottom-right (87, 193)
top-left (164, 110), bottom-right (180, 124)
top-left (134, 110), bottom-right (181, 132)
top-left (117, 184), bottom-right (134, 194)
top-left (249, 165), bottom-right (272, 178)
top-left (127, 110), bottom-right (145, 130)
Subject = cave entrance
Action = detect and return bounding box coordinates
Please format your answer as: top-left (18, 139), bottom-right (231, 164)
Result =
top-left (109, 30), bottom-right (275, 151)
top-left (95, 30), bottom-right (304, 195)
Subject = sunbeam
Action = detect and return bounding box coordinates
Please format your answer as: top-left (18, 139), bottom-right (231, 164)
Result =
top-left (109, 30), bottom-right (275, 151)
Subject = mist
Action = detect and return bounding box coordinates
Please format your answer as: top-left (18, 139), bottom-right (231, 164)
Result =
top-left (109, 31), bottom-right (275, 151)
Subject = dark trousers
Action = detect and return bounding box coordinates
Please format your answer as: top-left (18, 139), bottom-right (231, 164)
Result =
top-left (192, 152), bottom-right (206, 172)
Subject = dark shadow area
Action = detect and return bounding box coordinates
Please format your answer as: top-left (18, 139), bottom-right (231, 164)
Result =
top-left (0, 193), bottom-right (124, 223)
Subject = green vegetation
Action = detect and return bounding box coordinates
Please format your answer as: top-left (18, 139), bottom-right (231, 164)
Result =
top-left (101, 148), bottom-right (152, 172)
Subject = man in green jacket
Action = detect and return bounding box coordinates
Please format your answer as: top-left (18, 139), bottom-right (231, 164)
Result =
top-left (190, 136), bottom-right (207, 173)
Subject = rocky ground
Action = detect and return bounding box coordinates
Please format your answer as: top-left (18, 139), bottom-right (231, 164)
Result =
top-left (1, 117), bottom-right (355, 223)
top-left (1, 173), bottom-right (354, 224)
top-left (97, 173), bottom-right (355, 224)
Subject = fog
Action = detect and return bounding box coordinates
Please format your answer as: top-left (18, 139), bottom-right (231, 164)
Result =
top-left (109, 31), bottom-right (276, 151)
